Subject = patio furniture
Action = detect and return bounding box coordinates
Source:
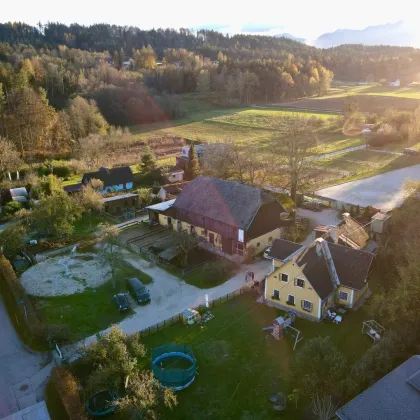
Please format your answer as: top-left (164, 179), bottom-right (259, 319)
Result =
top-left (333, 315), bottom-right (342, 324)
top-left (273, 393), bottom-right (286, 411)
top-left (327, 310), bottom-right (336, 319)
top-left (362, 320), bottom-right (385, 342)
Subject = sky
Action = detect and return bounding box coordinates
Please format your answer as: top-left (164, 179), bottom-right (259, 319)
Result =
top-left (1, 0), bottom-right (417, 41)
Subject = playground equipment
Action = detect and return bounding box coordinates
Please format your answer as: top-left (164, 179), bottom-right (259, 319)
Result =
top-left (85, 390), bottom-right (118, 416)
top-left (362, 320), bottom-right (385, 343)
top-left (182, 308), bottom-right (201, 325)
top-left (263, 311), bottom-right (303, 350)
top-left (151, 344), bottom-right (197, 391)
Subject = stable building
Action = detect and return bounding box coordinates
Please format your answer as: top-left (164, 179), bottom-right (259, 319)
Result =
top-left (146, 176), bottom-right (288, 262)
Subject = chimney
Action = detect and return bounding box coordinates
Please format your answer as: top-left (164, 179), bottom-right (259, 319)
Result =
top-left (342, 212), bottom-right (350, 221)
top-left (315, 238), bottom-right (324, 256)
top-left (328, 225), bottom-right (339, 243)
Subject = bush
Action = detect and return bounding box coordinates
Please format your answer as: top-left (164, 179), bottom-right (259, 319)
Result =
top-left (52, 166), bottom-right (71, 178)
top-left (52, 366), bottom-right (87, 420)
top-left (3, 201), bottom-right (23, 216)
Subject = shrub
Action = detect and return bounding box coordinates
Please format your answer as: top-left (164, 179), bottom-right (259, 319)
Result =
top-left (52, 366), bottom-right (87, 420)
top-left (52, 166), bottom-right (71, 178)
top-left (3, 201), bottom-right (23, 216)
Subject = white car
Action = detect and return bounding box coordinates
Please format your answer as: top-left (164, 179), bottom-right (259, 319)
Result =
top-left (263, 247), bottom-right (273, 259)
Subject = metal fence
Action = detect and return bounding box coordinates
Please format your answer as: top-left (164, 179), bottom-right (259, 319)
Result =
top-left (138, 286), bottom-right (249, 338)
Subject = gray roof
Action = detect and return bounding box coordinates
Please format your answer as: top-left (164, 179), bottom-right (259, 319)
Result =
top-left (102, 193), bottom-right (138, 203)
top-left (270, 239), bottom-right (303, 261)
top-left (82, 166), bottom-right (133, 187)
top-left (337, 355), bottom-right (420, 420)
top-left (294, 241), bottom-right (374, 299)
top-left (172, 176), bottom-right (280, 230)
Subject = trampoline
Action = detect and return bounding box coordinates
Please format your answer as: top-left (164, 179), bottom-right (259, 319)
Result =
top-left (85, 390), bottom-right (118, 416)
top-left (151, 344), bottom-right (197, 391)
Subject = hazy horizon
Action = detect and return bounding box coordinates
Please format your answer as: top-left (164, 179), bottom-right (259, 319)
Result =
top-left (1, 0), bottom-right (418, 42)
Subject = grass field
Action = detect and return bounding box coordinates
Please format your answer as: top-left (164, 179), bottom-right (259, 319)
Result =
top-left (129, 293), bottom-right (372, 420)
top-left (323, 83), bottom-right (420, 100)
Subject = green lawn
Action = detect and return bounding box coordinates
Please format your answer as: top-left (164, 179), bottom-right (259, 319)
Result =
top-left (130, 108), bottom-right (357, 156)
top-left (31, 259), bottom-right (151, 340)
top-left (128, 293), bottom-right (372, 420)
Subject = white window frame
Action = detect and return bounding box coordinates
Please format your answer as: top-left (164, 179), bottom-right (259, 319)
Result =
top-left (296, 278), bottom-right (305, 288)
top-left (287, 294), bottom-right (295, 305)
top-left (281, 273), bottom-right (289, 282)
top-left (302, 299), bottom-right (313, 312)
top-left (339, 291), bottom-right (348, 302)
top-left (272, 289), bottom-right (280, 300)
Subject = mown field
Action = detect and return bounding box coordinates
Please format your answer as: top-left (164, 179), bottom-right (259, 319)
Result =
top-left (131, 108), bottom-right (365, 156)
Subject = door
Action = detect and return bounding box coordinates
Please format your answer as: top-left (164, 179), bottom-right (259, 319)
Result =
top-left (209, 233), bottom-right (215, 245)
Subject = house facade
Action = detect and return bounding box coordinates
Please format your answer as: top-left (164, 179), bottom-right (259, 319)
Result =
top-left (265, 237), bottom-right (373, 321)
top-left (146, 176), bottom-right (288, 262)
top-left (82, 167), bottom-right (133, 194)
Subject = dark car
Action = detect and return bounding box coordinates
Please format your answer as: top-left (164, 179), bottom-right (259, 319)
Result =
top-left (113, 293), bottom-right (130, 312)
top-left (127, 278), bottom-right (151, 305)
top-left (301, 201), bottom-right (322, 212)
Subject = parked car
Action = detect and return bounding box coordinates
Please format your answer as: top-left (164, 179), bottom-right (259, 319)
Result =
top-left (301, 201), bottom-right (322, 212)
top-left (113, 293), bottom-right (130, 312)
top-left (263, 247), bottom-right (273, 259)
top-left (403, 148), bottom-right (418, 156)
top-left (127, 277), bottom-right (151, 305)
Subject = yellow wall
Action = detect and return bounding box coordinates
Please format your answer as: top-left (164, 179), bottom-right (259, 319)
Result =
top-left (265, 260), bottom-right (322, 320)
top-left (246, 228), bottom-right (281, 255)
top-left (337, 281), bottom-right (369, 308)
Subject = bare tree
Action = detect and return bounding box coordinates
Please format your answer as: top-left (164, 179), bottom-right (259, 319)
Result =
top-left (99, 223), bottom-right (121, 287)
top-left (311, 394), bottom-right (339, 420)
top-left (0, 138), bottom-right (22, 179)
top-left (271, 115), bottom-right (316, 203)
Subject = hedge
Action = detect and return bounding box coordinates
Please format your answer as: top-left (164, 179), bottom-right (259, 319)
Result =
top-left (51, 366), bottom-right (87, 420)
top-left (0, 254), bottom-right (46, 348)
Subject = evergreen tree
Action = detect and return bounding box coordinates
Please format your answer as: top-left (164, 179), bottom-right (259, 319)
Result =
top-left (139, 144), bottom-right (157, 174)
top-left (185, 144), bottom-right (200, 180)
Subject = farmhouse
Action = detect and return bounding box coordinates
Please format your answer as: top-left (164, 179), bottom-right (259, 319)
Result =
top-left (82, 166), bottom-right (133, 194)
top-left (265, 237), bottom-right (374, 321)
top-left (336, 355), bottom-right (420, 420)
top-left (146, 176), bottom-right (288, 262)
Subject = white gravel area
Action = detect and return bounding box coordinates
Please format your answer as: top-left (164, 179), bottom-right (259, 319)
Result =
top-left (20, 253), bottom-right (111, 297)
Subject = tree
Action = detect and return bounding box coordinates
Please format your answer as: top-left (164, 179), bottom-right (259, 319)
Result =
top-left (196, 70), bottom-right (210, 92)
top-left (99, 223), bottom-right (121, 287)
top-left (184, 144), bottom-right (200, 180)
top-left (0, 224), bottom-right (27, 257)
top-left (271, 115), bottom-right (316, 203)
top-left (289, 336), bottom-right (346, 400)
top-left (83, 326), bottom-right (176, 419)
top-left (33, 190), bottom-right (83, 238)
top-left (67, 96), bottom-right (108, 140)
top-left (78, 185), bottom-right (104, 213)
top-left (0, 138), bottom-right (22, 178)
top-left (76, 134), bottom-right (105, 166)
top-left (311, 394), bottom-right (339, 420)
top-left (139, 144), bottom-right (157, 174)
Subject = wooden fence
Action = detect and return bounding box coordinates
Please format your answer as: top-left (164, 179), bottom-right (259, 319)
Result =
top-left (138, 286), bottom-right (249, 338)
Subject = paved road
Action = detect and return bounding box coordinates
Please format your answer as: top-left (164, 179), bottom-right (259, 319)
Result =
top-left (0, 297), bottom-right (51, 419)
top-left (316, 164), bottom-right (420, 211)
top-left (66, 256), bottom-right (272, 358)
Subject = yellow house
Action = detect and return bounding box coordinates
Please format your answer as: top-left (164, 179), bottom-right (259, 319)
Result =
top-left (265, 237), bottom-right (374, 321)
top-left (146, 176), bottom-right (288, 262)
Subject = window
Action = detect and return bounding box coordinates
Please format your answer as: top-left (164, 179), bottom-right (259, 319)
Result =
top-left (268, 236), bottom-right (273, 243)
top-left (257, 242), bottom-right (261, 247)
top-left (296, 278), bottom-right (305, 288)
top-left (339, 291), bottom-right (348, 302)
top-left (287, 295), bottom-right (295, 306)
top-left (302, 300), bottom-right (313, 312)
top-left (272, 289), bottom-right (280, 300)
top-left (281, 273), bottom-right (289, 282)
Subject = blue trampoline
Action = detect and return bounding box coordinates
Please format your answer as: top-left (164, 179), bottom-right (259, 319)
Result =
top-left (151, 344), bottom-right (197, 391)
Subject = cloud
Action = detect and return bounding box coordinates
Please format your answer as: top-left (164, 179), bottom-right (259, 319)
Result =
top-left (241, 23), bottom-right (282, 33)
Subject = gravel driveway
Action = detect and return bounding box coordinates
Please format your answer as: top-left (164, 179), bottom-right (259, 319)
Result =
top-left (316, 164), bottom-right (420, 211)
